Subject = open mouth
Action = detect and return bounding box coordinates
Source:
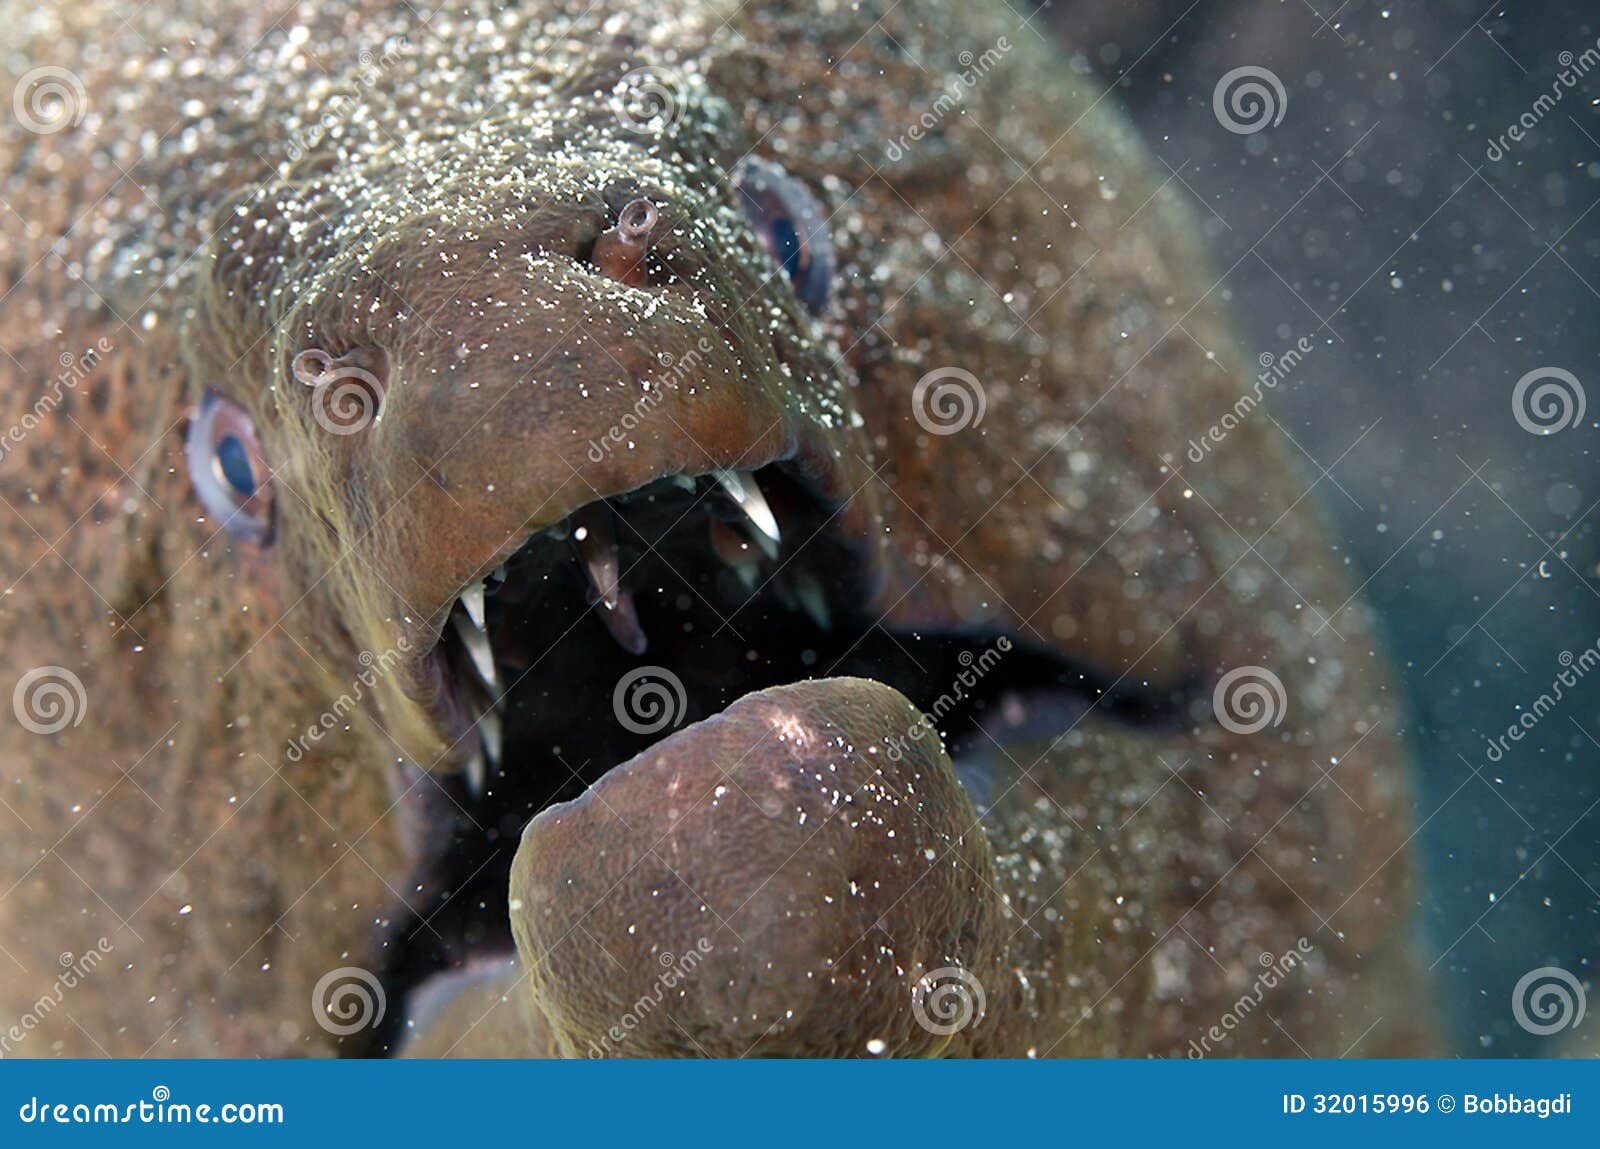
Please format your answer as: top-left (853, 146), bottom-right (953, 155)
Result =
top-left (369, 463), bottom-right (1184, 1053)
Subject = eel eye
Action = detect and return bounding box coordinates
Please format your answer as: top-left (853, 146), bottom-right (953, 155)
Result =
top-left (185, 391), bottom-right (274, 545)
top-left (733, 158), bottom-right (834, 314)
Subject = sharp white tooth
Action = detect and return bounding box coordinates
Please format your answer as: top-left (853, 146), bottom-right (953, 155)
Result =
top-left (464, 749), bottom-right (487, 797)
top-left (708, 518), bottom-right (762, 593)
top-left (672, 474), bottom-right (697, 492)
top-left (479, 708), bottom-right (502, 766)
top-left (571, 507), bottom-right (622, 610)
top-left (461, 580), bottom-right (486, 629)
top-left (795, 575), bottom-right (832, 631)
top-left (599, 588), bottom-right (649, 655)
top-left (572, 505), bottom-right (649, 654)
top-left (489, 564), bottom-right (508, 585)
top-left (713, 469), bottom-right (781, 555)
top-left (452, 611), bottom-right (498, 690)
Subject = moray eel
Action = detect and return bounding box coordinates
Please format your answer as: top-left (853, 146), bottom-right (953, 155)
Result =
top-left (0, 0), bottom-right (1435, 1056)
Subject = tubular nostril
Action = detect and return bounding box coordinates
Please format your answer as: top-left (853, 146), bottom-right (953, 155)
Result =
top-left (291, 348), bottom-right (334, 385)
top-left (292, 346), bottom-right (389, 436)
top-left (616, 197), bottom-right (657, 244)
top-left (593, 197), bottom-right (659, 288)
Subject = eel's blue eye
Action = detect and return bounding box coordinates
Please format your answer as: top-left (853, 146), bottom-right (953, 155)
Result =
top-left (733, 158), bottom-right (834, 314)
top-left (215, 434), bottom-right (256, 498)
top-left (185, 392), bottom-right (274, 545)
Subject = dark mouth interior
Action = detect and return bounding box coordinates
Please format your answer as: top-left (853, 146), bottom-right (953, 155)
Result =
top-left (369, 466), bottom-right (1188, 1053)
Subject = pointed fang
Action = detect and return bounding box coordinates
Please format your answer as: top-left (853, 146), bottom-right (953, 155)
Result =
top-left (464, 750), bottom-right (487, 797)
top-left (460, 580), bottom-right (486, 629)
top-left (452, 611), bottom-right (498, 692)
top-left (795, 575), bottom-right (832, 631)
top-left (479, 708), bottom-right (502, 766)
top-left (713, 469), bottom-right (780, 555)
top-left (599, 589), bottom-right (649, 656)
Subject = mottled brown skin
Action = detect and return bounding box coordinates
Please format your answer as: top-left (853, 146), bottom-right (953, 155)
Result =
top-left (0, 0), bottom-right (1431, 1056)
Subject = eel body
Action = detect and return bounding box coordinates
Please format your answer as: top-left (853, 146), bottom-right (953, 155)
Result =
top-left (0, 0), bottom-right (1432, 1056)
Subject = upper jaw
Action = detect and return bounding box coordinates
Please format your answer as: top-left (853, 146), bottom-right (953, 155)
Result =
top-left (379, 438), bottom-right (882, 785)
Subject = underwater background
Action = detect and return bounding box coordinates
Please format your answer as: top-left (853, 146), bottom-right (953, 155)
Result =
top-left (1045, 0), bottom-right (1600, 1055)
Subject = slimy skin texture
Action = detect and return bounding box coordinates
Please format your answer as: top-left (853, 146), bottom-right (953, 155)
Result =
top-left (0, 0), bottom-right (1432, 1056)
